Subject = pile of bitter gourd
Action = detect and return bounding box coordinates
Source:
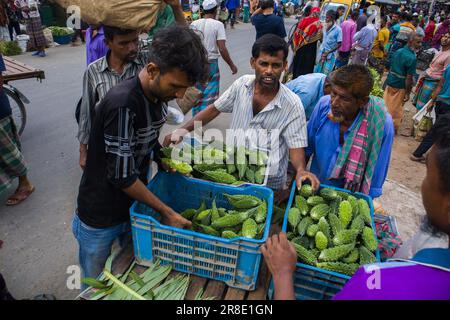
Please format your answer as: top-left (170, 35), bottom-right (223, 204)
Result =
top-left (160, 142), bottom-right (269, 185)
top-left (180, 194), bottom-right (268, 240)
top-left (287, 185), bottom-right (378, 276)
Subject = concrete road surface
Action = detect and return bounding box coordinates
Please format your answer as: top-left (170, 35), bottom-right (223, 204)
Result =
top-left (0, 20), bottom-right (296, 299)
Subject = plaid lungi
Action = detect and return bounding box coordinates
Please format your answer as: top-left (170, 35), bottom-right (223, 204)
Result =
top-left (0, 116), bottom-right (27, 194)
top-left (192, 59), bottom-right (220, 116)
top-left (26, 17), bottom-right (47, 49)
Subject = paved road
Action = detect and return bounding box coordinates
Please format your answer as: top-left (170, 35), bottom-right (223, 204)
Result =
top-left (0, 19), bottom-right (296, 299)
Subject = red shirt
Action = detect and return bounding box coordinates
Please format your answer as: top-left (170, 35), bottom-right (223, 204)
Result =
top-left (424, 21), bottom-right (436, 42)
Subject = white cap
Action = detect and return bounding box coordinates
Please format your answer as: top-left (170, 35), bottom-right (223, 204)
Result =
top-left (202, 0), bottom-right (218, 10)
top-left (413, 12), bottom-right (419, 17)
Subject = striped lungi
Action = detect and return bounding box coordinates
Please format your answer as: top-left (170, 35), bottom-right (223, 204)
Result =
top-left (192, 59), bottom-right (220, 116)
top-left (26, 17), bottom-right (47, 49)
top-left (0, 116), bottom-right (27, 194)
top-left (413, 76), bottom-right (439, 110)
top-left (383, 85), bottom-right (406, 132)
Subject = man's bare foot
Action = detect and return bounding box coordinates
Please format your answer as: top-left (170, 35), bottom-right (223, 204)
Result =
top-left (5, 185), bottom-right (35, 206)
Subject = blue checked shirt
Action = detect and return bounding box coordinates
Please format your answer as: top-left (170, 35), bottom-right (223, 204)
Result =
top-left (214, 75), bottom-right (308, 190)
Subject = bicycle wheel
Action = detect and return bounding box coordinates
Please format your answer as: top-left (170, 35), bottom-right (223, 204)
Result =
top-left (3, 86), bottom-right (27, 135)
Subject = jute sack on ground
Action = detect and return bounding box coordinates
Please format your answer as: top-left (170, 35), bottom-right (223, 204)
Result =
top-left (53, 0), bottom-right (163, 31)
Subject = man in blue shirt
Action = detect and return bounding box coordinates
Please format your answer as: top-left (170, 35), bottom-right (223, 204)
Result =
top-left (315, 10), bottom-right (342, 75)
top-left (226, 0), bottom-right (240, 29)
top-left (286, 73), bottom-right (331, 120)
top-left (251, 0), bottom-right (287, 39)
top-left (306, 64), bottom-right (394, 199)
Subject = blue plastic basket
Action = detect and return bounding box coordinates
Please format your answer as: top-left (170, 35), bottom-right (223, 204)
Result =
top-left (130, 172), bottom-right (274, 291)
top-left (267, 182), bottom-right (380, 300)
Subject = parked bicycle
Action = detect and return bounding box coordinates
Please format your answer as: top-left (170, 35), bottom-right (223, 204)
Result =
top-left (2, 56), bottom-right (45, 135)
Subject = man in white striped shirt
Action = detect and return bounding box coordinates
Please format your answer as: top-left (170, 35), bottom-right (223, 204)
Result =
top-left (164, 34), bottom-right (319, 197)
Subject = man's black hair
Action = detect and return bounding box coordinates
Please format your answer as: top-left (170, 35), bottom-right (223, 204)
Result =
top-left (330, 64), bottom-right (374, 100)
top-left (350, 10), bottom-right (359, 20)
top-left (252, 34), bottom-right (288, 60)
top-left (430, 15), bottom-right (435, 22)
top-left (400, 11), bottom-right (408, 21)
top-left (326, 9), bottom-right (337, 21)
top-left (338, 5), bottom-right (345, 11)
top-left (260, 0), bottom-right (274, 10)
top-left (149, 25), bottom-right (208, 85)
top-left (103, 25), bottom-right (137, 41)
top-left (432, 114), bottom-right (450, 193)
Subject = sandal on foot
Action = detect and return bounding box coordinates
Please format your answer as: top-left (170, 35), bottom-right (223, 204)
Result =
top-left (6, 186), bottom-right (35, 206)
top-left (409, 155), bottom-right (426, 163)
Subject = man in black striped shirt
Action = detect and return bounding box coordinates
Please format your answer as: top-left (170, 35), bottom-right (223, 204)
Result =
top-left (73, 25), bottom-right (208, 286)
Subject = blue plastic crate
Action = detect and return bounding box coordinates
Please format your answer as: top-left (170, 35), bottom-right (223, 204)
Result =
top-left (267, 182), bottom-right (380, 300)
top-left (130, 172), bottom-right (274, 291)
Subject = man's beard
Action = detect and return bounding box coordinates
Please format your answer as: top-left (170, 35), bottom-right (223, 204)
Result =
top-left (327, 111), bottom-right (345, 123)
